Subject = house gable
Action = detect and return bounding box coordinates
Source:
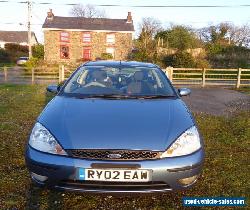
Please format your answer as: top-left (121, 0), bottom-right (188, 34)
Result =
top-left (43, 10), bottom-right (134, 63)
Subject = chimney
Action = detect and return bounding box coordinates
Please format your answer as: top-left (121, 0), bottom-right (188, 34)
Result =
top-left (47, 9), bottom-right (54, 20)
top-left (126, 12), bottom-right (132, 23)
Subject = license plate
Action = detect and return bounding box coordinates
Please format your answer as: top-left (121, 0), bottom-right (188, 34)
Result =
top-left (78, 168), bottom-right (151, 182)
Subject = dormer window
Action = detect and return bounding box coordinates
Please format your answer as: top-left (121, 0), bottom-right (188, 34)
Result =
top-left (60, 32), bottom-right (69, 42)
top-left (106, 34), bottom-right (115, 44)
top-left (83, 32), bottom-right (91, 43)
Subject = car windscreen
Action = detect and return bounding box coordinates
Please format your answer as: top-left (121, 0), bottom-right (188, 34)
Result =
top-left (61, 65), bottom-right (176, 98)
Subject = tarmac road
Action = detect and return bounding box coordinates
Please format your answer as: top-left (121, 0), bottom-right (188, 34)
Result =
top-left (182, 87), bottom-right (250, 116)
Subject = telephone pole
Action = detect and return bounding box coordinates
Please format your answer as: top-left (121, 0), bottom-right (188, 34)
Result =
top-left (28, 0), bottom-right (32, 58)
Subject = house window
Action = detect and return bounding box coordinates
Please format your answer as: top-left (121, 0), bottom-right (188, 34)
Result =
top-left (83, 48), bottom-right (91, 60)
top-left (106, 34), bottom-right (115, 44)
top-left (83, 32), bottom-right (91, 43)
top-left (106, 47), bottom-right (115, 58)
top-left (60, 32), bottom-right (69, 42)
top-left (60, 45), bottom-right (69, 59)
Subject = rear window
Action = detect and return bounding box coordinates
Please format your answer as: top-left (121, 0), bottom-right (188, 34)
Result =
top-left (19, 57), bottom-right (28, 60)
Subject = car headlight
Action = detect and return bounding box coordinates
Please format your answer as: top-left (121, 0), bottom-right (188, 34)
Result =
top-left (161, 126), bottom-right (201, 158)
top-left (29, 122), bottom-right (67, 155)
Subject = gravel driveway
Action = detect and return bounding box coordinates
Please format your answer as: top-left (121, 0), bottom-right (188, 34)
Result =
top-left (182, 88), bottom-right (250, 116)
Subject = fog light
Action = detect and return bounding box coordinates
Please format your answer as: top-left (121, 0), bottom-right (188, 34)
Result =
top-left (31, 172), bottom-right (48, 182)
top-left (178, 175), bottom-right (198, 185)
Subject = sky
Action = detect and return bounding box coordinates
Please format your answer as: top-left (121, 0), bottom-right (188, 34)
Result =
top-left (0, 0), bottom-right (250, 43)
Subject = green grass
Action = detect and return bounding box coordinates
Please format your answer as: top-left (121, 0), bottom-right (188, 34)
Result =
top-left (0, 84), bottom-right (249, 209)
top-left (0, 63), bottom-right (15, 67)
top-left (234, 86), bottom-right (250, 95)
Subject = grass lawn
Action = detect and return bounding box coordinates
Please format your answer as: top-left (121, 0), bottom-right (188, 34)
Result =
top-left (0, 63), bottom-right (15, 67)
top-left (0, 84), bottom-right (249, 209)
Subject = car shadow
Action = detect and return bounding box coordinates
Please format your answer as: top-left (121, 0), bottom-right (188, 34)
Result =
top-left (26, 182), bottom-right (63, 210)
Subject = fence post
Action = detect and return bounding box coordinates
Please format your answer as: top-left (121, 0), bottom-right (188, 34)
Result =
top-left (166, 66), bottom-right (173, 82)
top-left (61, 65), bottom-right (65, 82)
top-left (58, 65), bottom-right (61, 83)
top-left (165, 67), bottom-right (169, 78)
top-left (236, 68), bottom-right (242, 89)
top-left (202, 68), bottom-right (206, 87)
top-left (4, 66), bottom-right (7, 82)
top-left (31, 68), bottom-right (35, 84)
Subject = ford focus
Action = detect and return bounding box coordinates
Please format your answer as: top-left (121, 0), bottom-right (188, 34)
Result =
top-left (25, 61), bottom-right (204, 193)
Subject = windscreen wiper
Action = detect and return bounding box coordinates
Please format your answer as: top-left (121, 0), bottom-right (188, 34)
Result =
top-left (79, 94), bottom-right (129, 99)
top-left (134, 95), bottom-right (176, 99)
top-left (76, 94), bottom-right (176, 99)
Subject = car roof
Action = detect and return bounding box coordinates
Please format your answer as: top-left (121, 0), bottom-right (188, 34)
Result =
top-left (83, 60), bottom-right (158, 68)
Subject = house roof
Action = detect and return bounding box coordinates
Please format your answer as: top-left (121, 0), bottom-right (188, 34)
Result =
top-left (0, 31), bottom-right (37, 43)
top-left (42, 16), bottom-right (134, 32)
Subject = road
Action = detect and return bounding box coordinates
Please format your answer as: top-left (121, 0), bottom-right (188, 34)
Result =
top-left (183, 87), bottom-right (250, 116)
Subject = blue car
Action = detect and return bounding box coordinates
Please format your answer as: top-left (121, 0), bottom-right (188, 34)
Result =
top-left (25, 61), bottom-right (204, 193)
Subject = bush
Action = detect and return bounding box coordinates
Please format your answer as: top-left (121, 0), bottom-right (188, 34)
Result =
top-left (24, 57), bottom-right (39, 70)
top-left (32, 44), bottom-right (44, 59)
top-left (162, 51), bottom-right (210, 68)
top-left (100, 53), bottom-right (113, 60)
top-left (4, 43), bottom-right (28, 53)
top-left (194, 58), bottom-right (210, 68)
top-left (207, 45), bottom-right (250, 68)
top-left (163, 51), bottom-right (196, 68)
top-left (0, 48), bottom-right (10, 63)
top-left (4, 43), bottom-right (28, 63)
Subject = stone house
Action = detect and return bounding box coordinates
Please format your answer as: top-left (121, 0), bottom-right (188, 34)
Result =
top-left (0, 31), bottom-right (38, 48)
top-left (42, 9), bottom-right (134, 63)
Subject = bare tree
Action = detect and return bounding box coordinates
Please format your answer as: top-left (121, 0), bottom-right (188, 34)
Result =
top-left (70, 4), bottom-right (106, 18)
top-left (138, 17), bottom-right (162, 39)
top-left (228, 24), bottom-right (250, 47)
top-left (197, 23), bottom-right (250, 47)
top-left (133, 18), bottom-right (162, 62)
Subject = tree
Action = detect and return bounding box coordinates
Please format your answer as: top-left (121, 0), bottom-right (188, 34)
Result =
top-left (4, 43), bottom-right (28, 63)
top-left (198, 23), bottom-right (230, 46)
top-left (227, 24), bottom-right (250, 47)
top-left (70, 4), bottom-right (106, 18)
top-left (155, 25), bottom-right (202, 50)
top-left (198, 23), bottom-right (250, 47)
top-left (138, 17), bottom-right (162, 39)
top-left (130, 18), bottom-right (162, 62)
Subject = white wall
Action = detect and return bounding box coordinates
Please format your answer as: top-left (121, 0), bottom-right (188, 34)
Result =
top-left (0, 42), bottom-right (5, 48)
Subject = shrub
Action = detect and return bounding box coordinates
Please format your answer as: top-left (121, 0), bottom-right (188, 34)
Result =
top-left (0, 48), bottom-right (10, 63)
top-left (162, 51), bottom-right (210, 68)
top-left (100, 53), bottom-right (113, 60)
top-left (207, 45), bottom-right (250, 68)
top-left (32, 44), bottom-right (44, 59)
top-left (24, 57), bottom-right (39, 70)
top-left (162, 51), bottom-right (196, 68)
top-left (194, 58), bottom-right (210, 68)
top-left (4, 43), bottom-right (28, 63)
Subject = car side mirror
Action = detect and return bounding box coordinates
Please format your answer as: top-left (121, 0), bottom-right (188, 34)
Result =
top-left (47, 85), bottom-right (59, 93)
top-left (178, 88), bottom-right (191, 97)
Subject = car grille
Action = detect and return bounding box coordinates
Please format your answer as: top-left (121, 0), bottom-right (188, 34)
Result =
top-left (58, 180), bottom-right (171, 191)
top-left (66, 149), bottom-right (162, 161)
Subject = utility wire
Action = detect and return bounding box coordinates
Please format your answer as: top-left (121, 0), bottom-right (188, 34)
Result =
top-left (1, 1), bottom-right (250, 8)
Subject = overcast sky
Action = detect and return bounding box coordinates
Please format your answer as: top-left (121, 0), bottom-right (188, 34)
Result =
top-left (0, 0), bottom-right (250, 43)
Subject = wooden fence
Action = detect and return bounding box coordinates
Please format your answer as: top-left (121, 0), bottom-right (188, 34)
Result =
top-left (0, 65), bottom-right (74, 85)
top-left (165, 67), bottom-right (250, 88)
top-left (0, 65), bottom-right (250, 88)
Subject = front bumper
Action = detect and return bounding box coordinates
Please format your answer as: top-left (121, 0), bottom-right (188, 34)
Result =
top-left (25, 146), bottom-right (204, 193)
